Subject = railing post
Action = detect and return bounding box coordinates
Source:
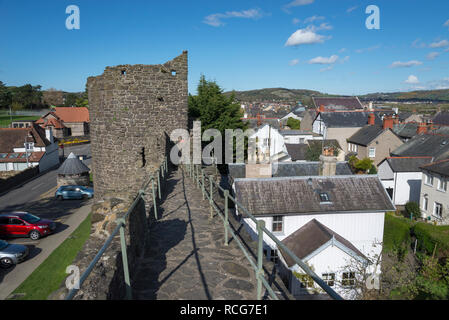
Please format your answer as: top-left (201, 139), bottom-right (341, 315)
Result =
top-left (118, 218), bottom-right (132, 300)
top-left (209, 176), bottom-right (213, 218)
top-left (152, 179), bottom-right (157, 220)
top-left (224, 190), bottom-right (229, 246)
top-left (157, 168), bottom-right (161, 200)
top-left (196, 165), bottom-right (200, 188)
top-left (165, 157), bottom-right (168, 174)
top-left (257, 220), bottom-right (266, 300)
top-left (201, 169), bottom-right (205, 199)
top-left (161, 162), bottom-right (165, 180)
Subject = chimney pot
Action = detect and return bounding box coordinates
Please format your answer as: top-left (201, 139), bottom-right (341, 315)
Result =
top-left (383, 115), bottom-right (394, 130)
top-left (368, 113), bottom-right (375, 126)
top-left (417, 122), bottom-right (428, 135)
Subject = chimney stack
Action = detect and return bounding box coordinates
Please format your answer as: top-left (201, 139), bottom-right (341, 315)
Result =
top-left (368, 113), bottom-right (375, 126)
top-left (393, 114), bottom-right (399, 125)
top-left (319, 147), bottom-right (337, 176)
top-left (417, 122), bottom-right (427, 135)
top-left (383, 115), bottom-right (394, 130)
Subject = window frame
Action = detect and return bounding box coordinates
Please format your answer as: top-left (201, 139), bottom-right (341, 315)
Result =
top-left (368, 147), bottom-right (376, 158)
top-left (322, 273), bottom-right (335, 287)
top-left (422, 196), bottom-right (428, 211)
top-left (272, 216), bottom-right (284, 233)
top-left (341, 272), bottom-right (356, 287)
top-left (425, 173), bottom-right (434, 186)
top-left (437, 177), bottom-right (447, 192)
top-left (434, 202), bottom-right (443, 218)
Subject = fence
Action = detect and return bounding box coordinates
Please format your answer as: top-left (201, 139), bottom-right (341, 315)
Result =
top-left (65, 157), bottom-right (169, 300)
top-left (182, 163), bottom-right (343, 300)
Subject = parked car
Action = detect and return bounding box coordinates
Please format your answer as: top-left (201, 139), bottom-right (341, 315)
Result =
top-left (55, 185), bottom-right (94, 200)
top-left (0, 212), bottom-right (56, 240)
top-left (0, 240), bottom-right (29, 268)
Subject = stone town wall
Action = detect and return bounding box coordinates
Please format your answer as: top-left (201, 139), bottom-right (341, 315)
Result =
top-left (87, 51), bottom-right (188, 201)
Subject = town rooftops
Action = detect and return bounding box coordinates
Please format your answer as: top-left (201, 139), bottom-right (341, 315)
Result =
top-left (312, 96), bottom-right (363, 110)
top-left (380, 157), bottom-right (433, 173)
top-left (0, 124), bottom-right (51, 153)
top-left (233, 175), bottom-right (395, 216)
top-left (347, 124), bottom-right (398, 146)
top-left (317, 111), bottom-right (394, 128)
top-left (0, 152), bottom-right (45, 163)
top-left (393, 122), bottom-right (419, 139)
top-left (433, 111), bottom-right (449, 126)
top-left (280, 219), bottom-right (367, 267)
top-left (285, 140), bottom-right (342, 161)
top-left (243, 118), bottom-right (280, 130)
top-left (279, 130), bottom-right (314, 136)
top-left (35, 113), bottom-right (66, 129)
top-left (420, 158), bottom-right (449, 177)
top-left (53, 107), bottom-right (90, 123)
top-left (228, 161), bottom-right (352, 180)
top-left (391, 133), bottom-right (449, 161)
top-left (57, 152), bottom-right (90, 175)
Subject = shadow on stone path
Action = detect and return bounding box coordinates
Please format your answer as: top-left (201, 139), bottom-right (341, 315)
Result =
top-left (132, 167), bottom-right (260, 300)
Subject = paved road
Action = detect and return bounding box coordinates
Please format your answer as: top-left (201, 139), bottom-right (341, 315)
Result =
top-left (0, 143), bottom-right (92, 299)
top-left (0, 144), bottom-right (91, 211)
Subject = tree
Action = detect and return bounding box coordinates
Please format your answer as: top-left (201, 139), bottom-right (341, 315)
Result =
top-left (349, 156), bottom-right (377, 174)
top-left (0, 81), bottom-right (12, 109)
top-left (188, 75), bottom-right (247, 167)
top-left (405, 202), bottom-right (421, 220)
top-left (287, 117), bottom-right (301, 130)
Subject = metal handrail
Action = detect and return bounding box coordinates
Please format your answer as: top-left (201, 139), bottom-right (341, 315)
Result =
top-left (186, 163), bottom-right (343, 300)
top-left (65, 157), bottom-right (169, 300)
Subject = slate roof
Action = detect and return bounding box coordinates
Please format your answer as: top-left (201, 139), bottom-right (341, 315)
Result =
top-left (420, 158), bottom-right (449, 177)
top-left (233, 175), bottom-right (395, 216)
top-left (57, 152), bottom-right (90, 175)
top-left (347, 125), bottom-right (395, 146)
top-left (312, 97), bottom-right (363, 110)
top-left (393, 122), bottom-right (419, 139)
top-left (280, 130), bottom-right (314, 136)
top-left (381, 157), bottom-right (433, 173)
top-left (0, 152), bottom-right (45, 163)
top-left (280, 219), bottom-right (367, 267)
top-left (308, 140), bottom-right (341, 150)
top-left (0, 124), bottom-right (51, 153)
top-left (433, 112), bottom-right (449, 126)
top-left (285, 144), bottom-right (309, 161)
top-left (318, 111), bottom-right (394, 128)
top-left (391, 133), bottom-right (449, 161)
top-left (228, 162), bottom-right (352, 179)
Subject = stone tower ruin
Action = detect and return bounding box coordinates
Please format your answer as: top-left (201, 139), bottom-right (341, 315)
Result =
top-left (87, 51), bottom-right (188, 200)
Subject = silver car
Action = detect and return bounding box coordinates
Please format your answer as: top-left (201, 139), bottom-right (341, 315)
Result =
top-left (0, 240), bottom-right (29, 268)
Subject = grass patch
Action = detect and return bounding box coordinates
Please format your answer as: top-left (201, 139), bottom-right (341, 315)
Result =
top-left (383, 212), bottom-right (412, 253)
top-left (0, 114), bottom-right (40, 128)
top-left (9, 213), bottom-right (91, 300)
top-left (412, 222), bottom-right (449, 258)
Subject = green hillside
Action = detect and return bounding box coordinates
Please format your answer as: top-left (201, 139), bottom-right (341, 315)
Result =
top-left (223, 88), bottom-right (323, 104)
top-left (360, 89), bottom-right (449, 102)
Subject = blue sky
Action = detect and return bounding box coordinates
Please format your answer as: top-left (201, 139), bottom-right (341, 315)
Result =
top-left (1, 0), bottom-right (449, 95)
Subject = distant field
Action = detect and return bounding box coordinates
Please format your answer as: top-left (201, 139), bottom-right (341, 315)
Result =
top-left (0, 114), bottom-right (40, 128)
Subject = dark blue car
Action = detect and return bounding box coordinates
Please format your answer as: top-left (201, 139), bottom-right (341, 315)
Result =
top-left (55, 186), bottom-right (94, 200)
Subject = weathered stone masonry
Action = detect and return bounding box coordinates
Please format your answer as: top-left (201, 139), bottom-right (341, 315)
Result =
top-left (87, 51), bottom-right (188, 200)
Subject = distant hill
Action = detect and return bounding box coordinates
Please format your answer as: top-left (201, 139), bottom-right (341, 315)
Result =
top-left (359, 89), bottom-right (449, 102)
top-left (223, 88), bottom-right (323, 104)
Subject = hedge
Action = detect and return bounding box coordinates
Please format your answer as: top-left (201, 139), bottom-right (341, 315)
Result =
top-left (412, 223), bottom-right (449, 258)
top-left (383, 213), bottom-right (412, 252)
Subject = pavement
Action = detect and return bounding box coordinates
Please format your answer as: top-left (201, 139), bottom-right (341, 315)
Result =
top-left (0, 143), bottom-right (92, 300)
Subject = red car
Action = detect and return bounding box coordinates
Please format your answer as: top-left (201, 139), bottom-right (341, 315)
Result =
top-left (0, 212), bottom-right (56, 240)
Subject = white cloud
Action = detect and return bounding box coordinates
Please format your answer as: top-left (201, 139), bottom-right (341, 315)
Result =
top-left (320, 66), bottom-right (334, 72)
top-left (390, 60), bottom-right (423, 68)
top-left (289, 59), bottom-right (300, 66)
top-left (285, 28), bottom-right (329, 46)
top-left (304, 15), bottom-right (325, 24)
top-left (292, 18), bottom-right (301, 24)
top-left (412, 39), bottom-right (426, 48)
top-left (203, 8), bottom-right (264, 27)
top-left (284, 0), bottom-right (315, 8)
top-left (309, 55), bottom-right (339, 65)
top-left (339, 48), bottom-right (347, 53)
top-left (347, 6), bottom-right (358, 13)
top-left (427, 52), bottom-right (440, 60)
top-left (404, 75), bottom-right (419, 84)
top-left (356, 45), bottom-right (381, 54)
top-left (444, 19), bottom-right (449, 28)
top-left (429, 40), bottom-right (449, 48)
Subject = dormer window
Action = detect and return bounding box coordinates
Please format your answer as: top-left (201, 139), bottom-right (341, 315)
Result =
top-left (319, 192), bottom-right (331, 202)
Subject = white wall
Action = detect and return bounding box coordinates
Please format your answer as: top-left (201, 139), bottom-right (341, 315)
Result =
top-left (393, 172), bottom-right (422, 206)
top-left (241, 211), bottom-right (385, 259)
top-left (250, 125), bottom-right (286, 157)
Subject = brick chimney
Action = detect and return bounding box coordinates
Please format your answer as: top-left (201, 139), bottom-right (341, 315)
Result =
top-left (368, 113), bottom-right (375, 126)
top-left (393, 114), bottom-right (399, 125)
top-left (319, 105), bottom-right (326, 112)
top-left (417, 122), bottom-right (427, 135)
top-left (383, 115), bottom-right (394, 130)
top-left (319, 147), bottom-right (337, 176)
